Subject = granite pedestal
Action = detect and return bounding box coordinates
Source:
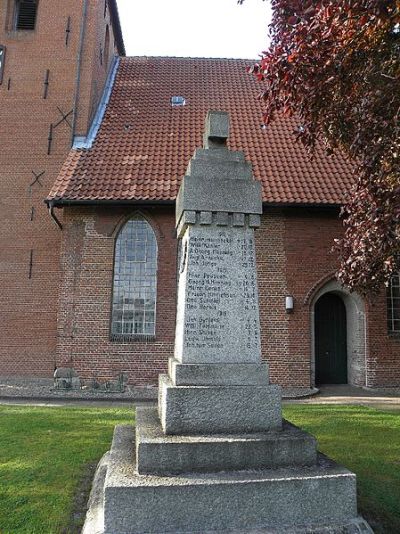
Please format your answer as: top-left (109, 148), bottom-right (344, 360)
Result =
top-left (136, 407), bottom-right (317, 475)
top-left (100, 425), bottom-right (371, 534)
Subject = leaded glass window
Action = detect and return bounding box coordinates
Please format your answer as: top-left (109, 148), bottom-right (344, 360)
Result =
top-left (387, 273), bottom-right (400, 334)
top-left (111, 217), bottom-right (157, 340)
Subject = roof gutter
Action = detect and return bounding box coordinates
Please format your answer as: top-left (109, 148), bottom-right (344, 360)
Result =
top-left (48, 199), bottom-right (176, 208)
top-left (263, 202), bottom-right (342, 210)
top-left (46, 198), bottom-right (341, 210)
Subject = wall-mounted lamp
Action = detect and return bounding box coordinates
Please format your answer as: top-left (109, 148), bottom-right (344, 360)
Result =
top-left (285, 295), bottom-right (294, 313)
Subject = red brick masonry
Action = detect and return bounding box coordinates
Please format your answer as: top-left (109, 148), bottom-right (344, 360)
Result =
top-left (56, 206), bottom-right (400, 388)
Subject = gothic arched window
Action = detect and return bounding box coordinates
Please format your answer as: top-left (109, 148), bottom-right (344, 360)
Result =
top-left (111, 217), bottom-right (158, 340)
top-left (387, 273), bottom-right (400, 334)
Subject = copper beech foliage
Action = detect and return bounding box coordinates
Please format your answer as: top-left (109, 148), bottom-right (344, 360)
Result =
top-left (242, 0), bottom-right (400, 294)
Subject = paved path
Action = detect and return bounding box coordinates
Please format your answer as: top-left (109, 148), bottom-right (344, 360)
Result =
top-left (0, 398), bottom-right (144, 408)
top-left (1, 384), bottom-right (399, 410)
top-left (285, 384), bottom-right (400, 411)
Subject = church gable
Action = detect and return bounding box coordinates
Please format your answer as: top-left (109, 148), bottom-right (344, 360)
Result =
top-left (48, 56), bottom-right (354, 208)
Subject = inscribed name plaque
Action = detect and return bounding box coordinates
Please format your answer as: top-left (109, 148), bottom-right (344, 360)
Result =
top-left (175, 222), bottom-right (261, 364)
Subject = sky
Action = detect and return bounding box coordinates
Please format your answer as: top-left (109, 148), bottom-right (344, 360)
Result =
top-left (116, 0), bottom-right (271, 59)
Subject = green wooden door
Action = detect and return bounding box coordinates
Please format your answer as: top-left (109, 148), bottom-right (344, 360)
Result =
top-left (315, 293), bottom-right (347, 384)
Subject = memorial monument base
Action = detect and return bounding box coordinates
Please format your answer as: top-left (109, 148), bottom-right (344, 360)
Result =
top-left (169, 358), bottom-right (271, 386)
top-left (86, 423), bottom-right (372, 534)
top-left (136, 407), bottom-right (317, 474)
top-left (158, 374), bottom-right (282, 435)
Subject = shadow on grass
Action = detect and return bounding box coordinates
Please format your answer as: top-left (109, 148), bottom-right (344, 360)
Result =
top-left (0, 405), bottom-right (133, 533)
top-left (61, 461), bottom-right (99, 534)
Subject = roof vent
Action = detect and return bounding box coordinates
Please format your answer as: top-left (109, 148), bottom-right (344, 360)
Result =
top-left (170, 96), bottom-right (186, 107)
top-left (15, 0), bottom-right (38, 31)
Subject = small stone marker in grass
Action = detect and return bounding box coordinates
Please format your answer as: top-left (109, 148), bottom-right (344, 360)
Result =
top-left (85, 111), bottom-right (373, 533)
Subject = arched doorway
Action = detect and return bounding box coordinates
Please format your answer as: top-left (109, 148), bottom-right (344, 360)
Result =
top-left (315, 292), bottom-right (347, 384)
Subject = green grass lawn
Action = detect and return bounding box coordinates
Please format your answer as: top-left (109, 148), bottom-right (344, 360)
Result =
top-left (0, 404), bottom-right (398, 534)
top-left (283, 404), bottom-right (400, 533)
top-left (0, 405), bottom-right (133, 534)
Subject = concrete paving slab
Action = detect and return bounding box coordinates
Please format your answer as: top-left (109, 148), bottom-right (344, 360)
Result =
top-left (0, 381), bottom-right (398, 410)
top-left (284, 385), bottom-right (400, 411)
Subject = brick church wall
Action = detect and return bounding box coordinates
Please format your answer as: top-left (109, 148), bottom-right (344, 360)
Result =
top-left (284, 209), bottom-right (343, 387)
top-left (56, 206), bottom-right (177, 385)
top-left (56, 206), bottom-right (399, 387)
top-left (255, 211), bottom-right (291, 385)
top-left (75, 0), bottom-right (117, 136)
top-left (1, 2), bottom-right (396, 386)
top-left (280, 208), bottom-right (399, 388)
top-left (367, 297), bottom-right (400, 387)
top-left (256, 208), bottom-right (344, 387)
top-left (0, 0), bottom-right (118, 377)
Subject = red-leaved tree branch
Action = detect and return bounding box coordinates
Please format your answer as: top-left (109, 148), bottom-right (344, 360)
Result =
top-left (244, 0), bottom-right (400, 294)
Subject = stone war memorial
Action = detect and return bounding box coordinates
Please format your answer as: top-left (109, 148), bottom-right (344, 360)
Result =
top-left (85, 112), bottom-right (372, 533)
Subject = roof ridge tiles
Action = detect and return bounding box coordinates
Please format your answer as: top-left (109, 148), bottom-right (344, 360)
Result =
top-left (122, 56), bottom-right (255, 62)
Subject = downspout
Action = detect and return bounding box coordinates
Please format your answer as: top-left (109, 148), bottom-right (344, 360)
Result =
top-left (70, 0), bottom-right (89, 146)
top-left (48, 201), bottom-right (63, 230)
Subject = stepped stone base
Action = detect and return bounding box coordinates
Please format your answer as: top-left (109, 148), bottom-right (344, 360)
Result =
top-left (159, 374), bottom-right (282, 434)
top-left (136, 407), bottom-right (317, 475)
top-left (97, 425), bottom-right (372, 534)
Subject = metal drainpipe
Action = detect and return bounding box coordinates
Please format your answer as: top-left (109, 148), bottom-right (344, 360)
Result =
top-left (48, 201), bottom-right (63, 230)
top-left (70, 0), bottom-right (89, 146)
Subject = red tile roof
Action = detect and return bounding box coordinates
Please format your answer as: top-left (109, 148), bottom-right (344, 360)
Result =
top-left (48, 57), bottom-right (354, 206)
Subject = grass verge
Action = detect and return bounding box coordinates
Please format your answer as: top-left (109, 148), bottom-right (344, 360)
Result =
top-left (283, 404), bottom-right (400, 533)
top-left (0, 404), bottom-right (398, 533)
top-left (0, 405), bottom-right (132, 533)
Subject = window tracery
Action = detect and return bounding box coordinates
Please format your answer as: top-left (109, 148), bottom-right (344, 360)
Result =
top-left (111, 217), bottom-right (157, 340)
